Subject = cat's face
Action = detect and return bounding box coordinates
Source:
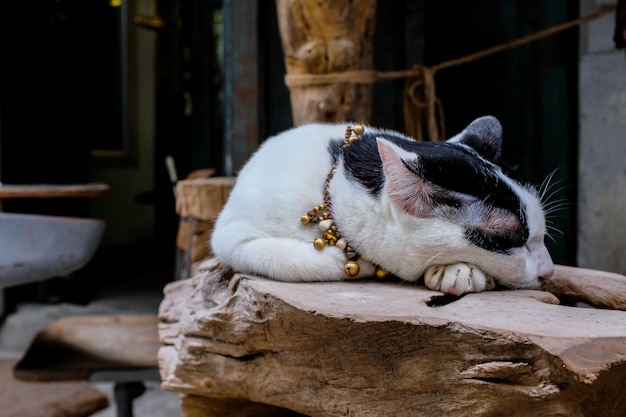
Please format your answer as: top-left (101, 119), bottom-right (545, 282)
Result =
top-left (376, 116), bottom-right (554, 289)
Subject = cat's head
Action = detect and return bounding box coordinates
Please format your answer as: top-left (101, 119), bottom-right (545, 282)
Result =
top-left (376, 116), bottom-right (554, 290)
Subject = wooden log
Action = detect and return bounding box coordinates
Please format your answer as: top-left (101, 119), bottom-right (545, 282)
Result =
top-left (0, 183), bottom-right (110, 199)
top-left (275, 0), bottom-right (377, 125)
top-left (543, 264), bottom-right (626, 310)
top-left (16, 314), bottom-right (159, 381)
top-left (158, 259), bottom-right (626, 417)
top-left (175, 177), bottom-right (235, 221)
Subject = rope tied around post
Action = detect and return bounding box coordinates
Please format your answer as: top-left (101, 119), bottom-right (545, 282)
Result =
top-left (281, 5), bottom-right (616, 141)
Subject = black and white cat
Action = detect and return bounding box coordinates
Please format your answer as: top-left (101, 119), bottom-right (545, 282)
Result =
top-left (210, 116), bottom-right (554, 295)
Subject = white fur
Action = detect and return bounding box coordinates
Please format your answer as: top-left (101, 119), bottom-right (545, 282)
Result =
top-left (211, 123), bottom-right (362, 282)
top-left (211, 122), bottom-right (554, 295)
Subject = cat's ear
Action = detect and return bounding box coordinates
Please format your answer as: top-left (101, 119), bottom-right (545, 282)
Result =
top-left (447, 115), bottom-right (502, 162)
top-left (377, 138), bottom-right (461, 217)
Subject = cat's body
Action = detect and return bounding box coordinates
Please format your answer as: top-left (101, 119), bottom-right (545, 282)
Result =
top-left (211, 116), bottom-right (554, 295)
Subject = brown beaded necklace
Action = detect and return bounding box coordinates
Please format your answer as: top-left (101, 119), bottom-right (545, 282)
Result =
top-left (300, 125), bottom-right (390, 279)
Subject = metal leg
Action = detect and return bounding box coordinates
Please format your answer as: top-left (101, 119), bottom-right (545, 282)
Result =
top-left (113, 381), bottom-right (146, 417)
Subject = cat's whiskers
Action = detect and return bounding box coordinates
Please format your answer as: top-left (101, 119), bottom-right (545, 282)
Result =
top-left (535, 170), bottom-right (571, 243)
top-left (543, 198), bottom-right (569, 224)
top-left (517, 204), bottom-right (526, 225)
top-left (539, 172), bottom-right (569, 210)
top-left (545, 224), bottom-right (565, 235)
top-left (538, 168), bottom-right (563, 201)
top-left (539, 168), bottom-right (558, 194)
top-left (420, 252), bottom-right (445, 273)
top-left (544, 216), bottom-right (566, 244)
top-left (542, 190), bottom-right (569, 211)
top-left (544, 229), bottom-right (558, 244)
top-left (543, 198), bottom-right (569, 216)
top-left (382, 251), bottom-right (445, 282)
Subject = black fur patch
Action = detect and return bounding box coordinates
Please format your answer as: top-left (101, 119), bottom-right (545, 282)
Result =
top-left (332, 129), bottom-right (530, 252)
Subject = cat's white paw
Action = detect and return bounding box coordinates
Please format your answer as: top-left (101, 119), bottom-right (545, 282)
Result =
top-left (423, 263), bottom-right (496, 295)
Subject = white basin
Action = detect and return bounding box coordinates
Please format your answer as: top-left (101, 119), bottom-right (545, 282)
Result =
top-left (0, 212), bottom-right (105, 289)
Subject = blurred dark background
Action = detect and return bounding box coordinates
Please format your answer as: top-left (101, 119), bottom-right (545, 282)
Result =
top-left (0, 0), bottom-right (578, 307)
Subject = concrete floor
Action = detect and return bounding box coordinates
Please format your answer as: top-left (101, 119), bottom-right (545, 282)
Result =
top-left (0, 243), bottom-right (184, 417)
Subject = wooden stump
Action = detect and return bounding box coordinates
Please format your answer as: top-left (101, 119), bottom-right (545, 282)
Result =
top-left (158, 259), bottom-right (626, 417)
top-left (174, 177), bottom-right (235, 277)
top-left (275, 0), bottom-right (377, 125)
top-left (175, 177), bottom-right (235, 221)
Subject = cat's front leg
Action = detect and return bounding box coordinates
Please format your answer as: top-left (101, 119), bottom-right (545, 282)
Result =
top-left (213, 231), bottom-right (377, 282)
top-left (423, 263), bottom-right (496, 295)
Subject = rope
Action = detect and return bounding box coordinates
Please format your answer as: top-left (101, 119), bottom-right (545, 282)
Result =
top-left (430, 6), bottom-right (616, 74)
top-left (284, 70), bottom-right (379, 87)
top-left (282, 5), bottom-right (616, 140)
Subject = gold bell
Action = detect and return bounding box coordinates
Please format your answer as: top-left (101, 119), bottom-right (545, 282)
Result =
top-left (344, 261), bottom-right (360, 277)
top-left (300, 214), bottom-right (311, 225)
top-left (375, 267), bottom-right (390, 279)
top-left (313, 238), bottom-right (326, 250)
top-left (352, 125), bottom-right (364, 135)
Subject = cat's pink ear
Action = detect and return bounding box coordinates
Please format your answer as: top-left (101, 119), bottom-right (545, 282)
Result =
top-left (376, 138), bottom-right (439, 217)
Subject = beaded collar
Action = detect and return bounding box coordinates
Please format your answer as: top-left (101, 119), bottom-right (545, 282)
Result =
top-left (300, 125), bottom-right (390, 279)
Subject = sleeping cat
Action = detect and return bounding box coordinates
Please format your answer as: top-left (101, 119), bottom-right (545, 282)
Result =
top-left (210, 116), bottom-right (554, 295)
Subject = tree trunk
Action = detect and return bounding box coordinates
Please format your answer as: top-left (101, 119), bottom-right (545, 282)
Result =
top-left (275, 0), bottom-right (377, 125)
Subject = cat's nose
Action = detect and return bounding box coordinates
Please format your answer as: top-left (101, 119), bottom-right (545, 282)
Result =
top-left (538, 268), bottom-right (554, 283)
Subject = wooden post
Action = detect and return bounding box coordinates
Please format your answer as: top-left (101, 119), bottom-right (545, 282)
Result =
top-left (275, 0), bottom-right (377, 125)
